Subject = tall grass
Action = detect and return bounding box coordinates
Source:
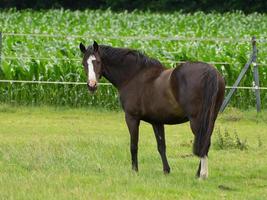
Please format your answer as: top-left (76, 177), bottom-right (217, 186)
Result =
top-left (0, 10), bottom-right (266, 109)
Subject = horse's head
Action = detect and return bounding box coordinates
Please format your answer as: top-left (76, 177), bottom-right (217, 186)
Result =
top-left (80, 41), bottom-right (102, 92)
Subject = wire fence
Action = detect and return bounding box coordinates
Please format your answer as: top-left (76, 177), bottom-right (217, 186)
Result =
top-left (1, 55), bottom-right (232, 66)
top-left (1, 32), bottom-right (267, 91)
top-left (2, 32), bottom-right (267, 43)
top-left (1, 32), bottom-right (267, 66)
top-left (3, 55), bottom-right (267, 67)
top-left (0, 80), bottom-right (267, 90)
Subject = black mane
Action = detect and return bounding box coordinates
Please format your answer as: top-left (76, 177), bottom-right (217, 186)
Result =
top-left (96, 45), bottom-right (164, 69)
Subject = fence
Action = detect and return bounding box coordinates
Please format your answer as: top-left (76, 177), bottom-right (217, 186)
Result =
top-left (0, 32), bottom-right (267, 110)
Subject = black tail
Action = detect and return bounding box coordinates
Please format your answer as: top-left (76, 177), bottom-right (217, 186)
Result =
top-left (193, 69), bottom-right (219, 157)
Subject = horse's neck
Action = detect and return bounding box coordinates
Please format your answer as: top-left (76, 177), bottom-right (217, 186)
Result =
top-left (102, 60), bottom-right (142, 89)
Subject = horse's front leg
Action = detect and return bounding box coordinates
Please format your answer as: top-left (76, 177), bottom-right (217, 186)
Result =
top-left (125, 113), bottom-right (140, 172)
top-left (152, 123), bottom-right (170, 174)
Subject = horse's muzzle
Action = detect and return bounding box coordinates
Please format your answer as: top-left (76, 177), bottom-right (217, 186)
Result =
top-left (87, 81), bottom-right (97, 93)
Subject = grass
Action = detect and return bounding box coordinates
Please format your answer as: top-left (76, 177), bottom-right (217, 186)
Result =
top-left (0, 105), bottom-right (266, 199)
top-left (0, 10), bottom-right (267, 108)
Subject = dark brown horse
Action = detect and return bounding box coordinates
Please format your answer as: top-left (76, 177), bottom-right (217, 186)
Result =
top-left (80, 41), bottom-right (225, 179)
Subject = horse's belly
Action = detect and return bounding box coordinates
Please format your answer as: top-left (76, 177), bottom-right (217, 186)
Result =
top-left (141, 96), bottom-right (187, 124)
top-left (142, 111), bottom-right (188, 124)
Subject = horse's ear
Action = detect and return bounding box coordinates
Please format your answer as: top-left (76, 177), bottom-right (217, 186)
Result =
top-left (93, 41), bottom-right (99, 52)
top-left (80, 43), bottom-right (86, 54)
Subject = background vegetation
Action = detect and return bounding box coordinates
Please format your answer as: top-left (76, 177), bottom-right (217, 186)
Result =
top-left (0, 9), bottom-right (266, 109)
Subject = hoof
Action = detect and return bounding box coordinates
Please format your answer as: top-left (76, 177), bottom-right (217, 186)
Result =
top-left (199, 172), bottom-right (208, 180)
top-left (132, 166), bottom-right (138, 172)
top-left (163, 167), bottom-right (170, 174)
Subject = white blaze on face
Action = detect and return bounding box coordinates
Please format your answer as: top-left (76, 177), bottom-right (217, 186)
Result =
top-left (87, 55), bottom-right (97, 87)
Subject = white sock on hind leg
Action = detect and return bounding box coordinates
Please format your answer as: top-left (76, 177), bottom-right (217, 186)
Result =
top-left (200, 156), bottom-right (208, 179)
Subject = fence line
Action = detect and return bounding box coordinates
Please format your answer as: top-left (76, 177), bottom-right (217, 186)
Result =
top-left (2, 56), bottom-right (81, 61)
top-left (1, 56), bottom-right (232, 65)
top-left (0, 80), bottom-right (267, 90)
top-left (0, 80), bottom-right (109, 85)
top-left (3, 55), bottom-right (267, 66)
top-left (3, 32), bottom-right (267, 43)
top-left (1, 32), bottom-right (267, 66)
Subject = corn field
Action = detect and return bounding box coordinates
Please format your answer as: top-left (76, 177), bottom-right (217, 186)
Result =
top-left (0, 9), bottom-right (266, 109)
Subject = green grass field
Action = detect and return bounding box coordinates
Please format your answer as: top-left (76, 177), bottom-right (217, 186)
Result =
top-left (0, 105), bottom-right (266, 199)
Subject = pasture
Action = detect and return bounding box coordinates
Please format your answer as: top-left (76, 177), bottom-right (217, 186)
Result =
top-left (0, 105), bottom-right (266, 199)
top-left (0, 8), bottom-right (267, 200)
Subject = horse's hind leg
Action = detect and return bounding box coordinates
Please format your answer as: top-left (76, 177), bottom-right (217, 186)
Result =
top-left (152, 123), bottom-right (170, 174)
top-left (189, 117), bottom-right (213, 179)
top-left (193, 87), bottom-right (224, 179)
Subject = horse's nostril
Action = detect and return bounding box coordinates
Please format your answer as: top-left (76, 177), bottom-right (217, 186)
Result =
top-left (88, 80), bottom-right (97, 87)
top-left (87, 82), bottom-right (97, 92)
